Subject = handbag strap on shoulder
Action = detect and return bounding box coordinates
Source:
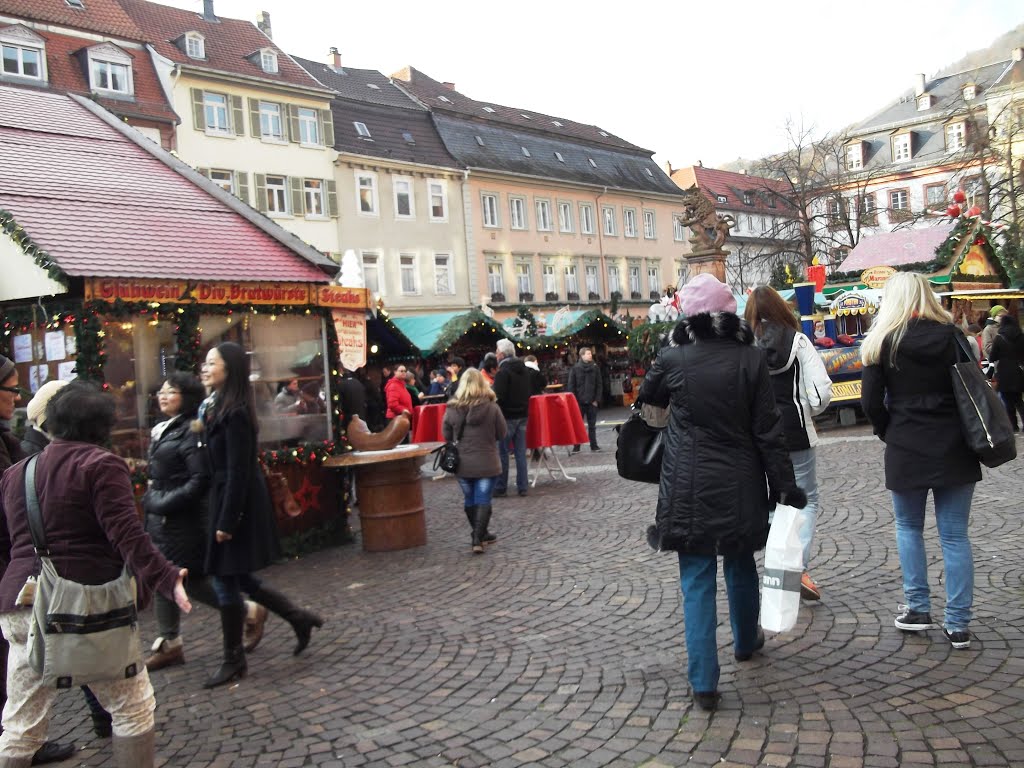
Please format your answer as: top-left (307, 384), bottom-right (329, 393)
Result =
top-left (455, 407), bottom-right (469, 443)
top-left (24, 455), bottom-right (49, 556)
top-left (952, 328), bottom-right (975, 364)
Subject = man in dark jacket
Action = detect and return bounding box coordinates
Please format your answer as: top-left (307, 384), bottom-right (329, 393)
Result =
top-left (337, 368), bottom-right (368, 430)
top-left (567, 347), bottom-right (602, 452)
top-left (492, 340), bottom-right (531, 496)
top-left (445, 357), bottom-right (465, 400)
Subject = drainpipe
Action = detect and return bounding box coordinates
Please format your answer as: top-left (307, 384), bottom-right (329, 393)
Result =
top-left (595, 186), bottom-right (608, 303)
top-left (461, 169), bottom-right (478, 310)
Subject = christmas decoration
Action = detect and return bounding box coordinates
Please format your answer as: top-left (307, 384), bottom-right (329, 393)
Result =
top-left (0, 208), bottom-right (69, 285)
top-left (953, 189), bottom-right (967, 204)
top-left (947, 204), bottom-right (961, 218)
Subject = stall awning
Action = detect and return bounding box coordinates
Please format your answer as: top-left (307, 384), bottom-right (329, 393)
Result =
top-left (940, 290), bottom-right (1024, 300)
top-left (366, 311), bottom-right (417, 360)
top-left (390, 310), bottom-right (510, 357)
top-left (515, 309), bottom-right (628, 344)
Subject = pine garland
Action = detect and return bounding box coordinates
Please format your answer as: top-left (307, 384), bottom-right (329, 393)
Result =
top-left (0, 208), bottom-right (68, 285)
top-left (626, 321), bottom-right (676, 363)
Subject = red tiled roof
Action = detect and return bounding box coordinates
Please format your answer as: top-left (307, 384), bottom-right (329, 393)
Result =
top-left (118, 0), bottom-right (327, 92)
top-left (671, 165), bottom-right (798, 214)
top-left (392, 66), bottom-right (647, 154)
top-left (839, 224), bottom-right (955, 272)
top-left (0, 0), bottom-right (144, 41)
top-left (0, 85), bottom-right (326, 282)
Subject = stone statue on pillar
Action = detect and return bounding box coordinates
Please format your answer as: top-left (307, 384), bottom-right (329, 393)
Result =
top-left (677, 185), bottom-right (733, 283)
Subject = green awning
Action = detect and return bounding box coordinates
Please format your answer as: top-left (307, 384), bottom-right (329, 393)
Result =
top-left (390, 310), bottom-right (510, 357)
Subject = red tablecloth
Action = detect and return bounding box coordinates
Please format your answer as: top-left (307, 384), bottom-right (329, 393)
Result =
top-left (412, 403), bottom-right (447, 443)
top-left (526, 393), bottom-right (589, 449)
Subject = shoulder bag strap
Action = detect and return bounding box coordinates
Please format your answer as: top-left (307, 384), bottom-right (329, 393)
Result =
top-left (952, 329), bottom-right (974, 364)
top-left (24, 455), bottom-right (49, 556)
top-left (456, 408), bottom-right (469, 443)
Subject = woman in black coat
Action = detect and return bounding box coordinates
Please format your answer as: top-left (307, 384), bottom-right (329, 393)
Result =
top-left (637, 274), bottom-right (803, 712)
top-left (199, 342), bottom-right (323, 688)
top-left (988, 314), bottom-right (1024, 430)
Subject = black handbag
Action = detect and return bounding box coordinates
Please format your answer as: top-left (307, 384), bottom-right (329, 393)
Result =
top-left (951, 331), bottom-right (1017, 468)
top-left (615, 407), bottom-right (665, 484)
top-left (432, 409), bottom-right (467, 474)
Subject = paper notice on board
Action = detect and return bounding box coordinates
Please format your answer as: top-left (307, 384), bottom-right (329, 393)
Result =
top-left (44, 331), bottom-right (66, 361)
top-left (13, 334), bottom-right (32, 363)
top-left (36, 365), bottom-right (49, 386)
top-left (57, 361), bottom-right (77, 381)
top-left (65, 334), bottom-right (77, 356)
top-left (28, 366), bottom-right (39, 394)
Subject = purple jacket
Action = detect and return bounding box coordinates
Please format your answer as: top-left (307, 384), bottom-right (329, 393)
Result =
top-left (0, 440), bottom-right (180, 614)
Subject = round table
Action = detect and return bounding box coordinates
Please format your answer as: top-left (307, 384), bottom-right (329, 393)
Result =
top-left (412, 403), bottom-right (447, 443)
top-left (526, 393), bottom-right (588, 449)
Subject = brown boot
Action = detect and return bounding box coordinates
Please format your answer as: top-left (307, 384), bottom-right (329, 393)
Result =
top-left (243, 601), bottom-right (269, 653)
top-left (144, 637), bottom-right (184, 672)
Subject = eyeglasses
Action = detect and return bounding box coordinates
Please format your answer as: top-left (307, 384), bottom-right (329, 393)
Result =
top-left (0, 385), bottom-right (22, 395)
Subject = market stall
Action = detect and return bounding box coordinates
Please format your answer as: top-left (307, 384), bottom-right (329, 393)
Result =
top-left (391, 309), bottom-right (513, 366)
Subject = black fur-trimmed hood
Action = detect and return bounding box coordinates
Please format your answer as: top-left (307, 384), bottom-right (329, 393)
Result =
top-left (671, 312), bottom-right (754, 346)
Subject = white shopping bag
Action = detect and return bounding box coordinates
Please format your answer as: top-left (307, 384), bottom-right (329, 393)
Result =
top-left (760, 503), bottom-right (803, 633)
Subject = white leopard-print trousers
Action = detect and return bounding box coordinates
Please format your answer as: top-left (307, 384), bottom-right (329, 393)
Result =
top-left (0, 611), bottom-right (155, 759)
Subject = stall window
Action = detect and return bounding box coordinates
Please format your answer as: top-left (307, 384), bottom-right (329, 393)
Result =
top-left (199, 313), bottom-right (329, 447)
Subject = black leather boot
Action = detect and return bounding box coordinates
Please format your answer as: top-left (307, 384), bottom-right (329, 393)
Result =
top-left (466, 505), bottom-right (495, 546)
top-left (203, 604), bottom-right (247, 688)
top-left (249, 585), bottom-right (324, 656)
top-left (473, 504), bottom-right (492, 554)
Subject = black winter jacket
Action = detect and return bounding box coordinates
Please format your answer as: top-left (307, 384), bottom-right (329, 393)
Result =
top-left (637, 312), bottom-right (797, 555)
top-left (861, 319), bottom-right (981, 491)
top-left (989, 317), bottom-right (1024, 394)
top-left (19, 426), bottom-right (49, 458)
top-left (568, 360), bottom-right (601, 405)
top-left (142, 416), bottom-right (210, 573)
top-left (493, 357), bottom-right (532, 419)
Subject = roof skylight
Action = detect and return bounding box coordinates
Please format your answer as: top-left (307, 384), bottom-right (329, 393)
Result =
top-left (482, 106), bottom-right (496, 113)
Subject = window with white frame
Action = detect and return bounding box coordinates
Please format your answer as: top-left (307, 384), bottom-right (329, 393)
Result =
top-left (558, 201), bottom-right (573, 233)
top-left (608, 265), bottom-right (621, 294)
top-left (925, 184), bottom-right (946, 209)
top-left (946, 122), bottom-right (965, 152)
top-left (761, 216), bottom-right (770, 234)
top-left (433, 253), bottom-right (454, 295)
top-left (585, 265), bottom-right (599, 296)
top-left (602, 206), bottom-right (616, 236)
top-left (673, 214), bottom-right (685, 241)
top-left (509, 196), bottom-right (527, 229)
top-left (260, 49), bottom-right (278, 74)
top-left (482, 193), bottom-right (499, 227)
top-left (677, 263), bottom-right (687, 288)
top-left (564, 265), bottom-right (579, 295)
top-left (487, 263), bottom-right (504, 295)
top-left (747, 215), bottom-right (755, 231)
top-left (542, 264), bottom-right (556, 295)
top-left (361, 252), bottom-right (381, 294)
top-left (642, 210), bottom-right (656, 239)
top-left (185, 33), bottom-right (205, 59)
top-left (846, 143), bottom-right (863, 170)
top-left (298, 107), bottom-right (319, 145)
top-left (535, 199), bottom-right (552, 231)
top-left (264, 174), bottom-right (287, 215)
top-left (259, 101), bottom-right (283, 140)
top-left (399, 253), bottom-right (419, 295)
top-left (963, 84), bottom-right (976, 101)
top-left (91, 59), bottom-right (131, 94)
top-left (304, 179), bottom-right (325, 217)
top-left (579, 203), bottom-right (595, 235)
top-left (356, 172), bottom-right (378, 215)
top-left (892, 134), bottom-right (911, 162)
top-left (394, 177), bottom-right (414, 218)
top-left (428, 179), bottom-right (448, 221)
top-left (210, 169), bottom-right (233, 193)
top-left (623, 208), bottom-right (637, 237)
top-left (648, 265), bottom-right (659, 295)
top-left (204, 92), bottom-right (230, 134)
top-left (629, 265), bottom-right (641, 295)
top-left (353, 121), bottom-right (372, 139)
top-left (889, 189), bottom-right (909, 210)
top-left (516, 263), bottom-right (532, 295)
top-left (2, 42), bottom-right (43, 79)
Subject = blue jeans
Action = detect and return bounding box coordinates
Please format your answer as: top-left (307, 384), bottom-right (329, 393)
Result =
top-left (210, 573), bottom-right (263, 607)
top-left (497, 416), bottom-right (528, 494)
top-left (790, 448), bottom-right (819, 569)
top-left (891, 484), bottom-right (975, 631)
top-left (457, 476), bottom-right (496, 507)
top-left (677, 552), bottom-right (760, 694)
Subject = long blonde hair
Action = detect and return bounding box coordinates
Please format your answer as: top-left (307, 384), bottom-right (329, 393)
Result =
top-left (449, 367), bottom-right (496, 407)
top-left (860, 272), bottom-right (952, 367)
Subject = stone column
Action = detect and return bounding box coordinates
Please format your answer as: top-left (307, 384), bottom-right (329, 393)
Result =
top-left (685, 249), bottom-right (728, 283)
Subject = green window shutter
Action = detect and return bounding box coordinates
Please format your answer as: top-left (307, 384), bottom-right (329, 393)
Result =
top-left (289, 176), bottom-right (304, 216)
top-left (248, 98), bottom-right (261, 138)
top-left (320, 109), bottom-right (335, 147)
top-left (231, 95), bottom-right (244, 136)
top-left (235, 171), bottom-right (250, 204)
top-left (326, 180), bottom-right (338, 218)
top-left (191, 88), bottom-right (205, 131)
top-left (196, 167), bottom-right (210, 178)
top-left (287, 104), bottom-right (300, 143)
top-left (254, 173), bottom-right (267, 212)
top-left (280, 102), bottom-right (290, 141)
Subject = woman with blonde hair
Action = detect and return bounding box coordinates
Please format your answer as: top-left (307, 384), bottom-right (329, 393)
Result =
top-left (442, 367), bottom-right (507, 553)
top-left (861, 272), bottom-right (981, 650)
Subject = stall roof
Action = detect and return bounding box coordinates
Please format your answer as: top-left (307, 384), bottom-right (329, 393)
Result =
top-left (838, 224), bottom-right (955, 273)
top-left (390, 310), bottom-right (510, 357)
top-left (0, 86), bottom-right (332, 284)
top-left (512, 309), bottom-right (628, 342)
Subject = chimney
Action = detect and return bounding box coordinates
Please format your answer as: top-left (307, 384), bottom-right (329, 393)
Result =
top-left (1013, 47), bottom-right (1024, 62)
top-left (256, 11), bottom-right (272, 38)
top-left (202, 0), bottom-right (216, 21)
top-left (914, 73), bottom-right (926, 96)
top-left (442, 82), bottom-right (456, 91)
top-left (697, 160), bottom-right (703, 167)
top-left (663, 160), bottom-right (673, 175)
top-left (328, 46), bottom-right (341, 70)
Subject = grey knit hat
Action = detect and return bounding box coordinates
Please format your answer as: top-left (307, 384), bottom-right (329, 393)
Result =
top-left (0, 354), bottom-right (14, 385)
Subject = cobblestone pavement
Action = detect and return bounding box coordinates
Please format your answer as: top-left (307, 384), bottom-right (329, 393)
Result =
top-left (43, 424), bottom-right (1024, 767)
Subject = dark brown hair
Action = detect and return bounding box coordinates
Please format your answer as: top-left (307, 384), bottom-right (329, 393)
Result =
top-left (744, 285), bottom-right (800, 335)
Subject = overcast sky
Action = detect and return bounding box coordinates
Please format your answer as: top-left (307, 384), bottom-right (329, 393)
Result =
top-left (161, 0), bottom-right (1022, 168)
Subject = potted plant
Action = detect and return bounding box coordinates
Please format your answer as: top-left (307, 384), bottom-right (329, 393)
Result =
top-left (545, 291), bottom-right (559, 302)
top-left (567, 291), bottom-right (580, 302)
top-left (588, 291), bottom-right (601, 301)
top-left (519, 291), bottom-right (534, 303)
top-left (491, 291), bottom-right (506, 303)
top-left (649, 290), bottom-right (661, 300)
top-left (630, 291), bottom-right (642, 300)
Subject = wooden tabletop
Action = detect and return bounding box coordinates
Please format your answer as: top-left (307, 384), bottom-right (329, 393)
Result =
top-left (322, 442), bottom-right (444, 469)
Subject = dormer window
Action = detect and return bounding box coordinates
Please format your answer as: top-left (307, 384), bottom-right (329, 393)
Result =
top-left (85, 43), bottom-right (133, 96)
top-left (185, 32), bottom-right (205, 59)
top-left (846, 142), bottom-right (864, 170)
top-left (962, 83), bottom-right (976, 101)
top-left (892, 133), bottom-right (912, 162)
top-left (917, 94), bottom-right (932, 110)
top-left (946, 121), bottom-right (966, 152)
top-left (260, 49), bottom-right (278, 74)
top-left (742, 191), bottom-right (754, 205)
top-left (716, 194), bottom-right (728, 203)
top-left (0, 25), bottom-right (46, 82)
top-left (353, 121), bottom-right (371, 139)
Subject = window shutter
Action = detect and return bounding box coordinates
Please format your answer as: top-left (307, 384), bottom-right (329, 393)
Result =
top-left (191, 88), bottom-right (205, 131)
top-left (196, 167), bottom-right (210, 177)
top-left (248, 98), bottom-right (260, 138)
top-left (289, 176), bottom-right (304, 216)
top-left (320, 109), bottom-right (335, 147)
top-left (326, 180), bottom-right (338, 218)
top-left (287, 104), bottom-right (300, 143)
top-left (254, 173), bottom-right (267, 212)
top-left (235, 171), bottom-right (249, 204)
top-left (231, 95), bottom-right (244, 136)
